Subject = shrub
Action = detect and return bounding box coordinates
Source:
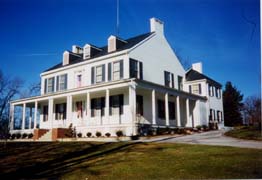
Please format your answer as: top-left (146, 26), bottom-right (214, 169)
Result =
top-left (28, 133), bottom-right (33, 139)
top-left (22, 133), bottom-right (28, 139)
top-left (77, 133), bottom-right (82, 138)
top-left (16, 133), bottom-right (21, 139)
top-left (105, 133), bottom-right (111, 137)
top-left (116, 130), bottom-right (123, 137)
top-left (96, 131), bottom-right (102, 137)
top-left (202, 125), bottom-right (208, 130)
top-left (86, 132), bottom-right (92, 137)
top-left (196, 125), bottom-right (202, 131)
top-left (11, 134), bottom-right (16, 139)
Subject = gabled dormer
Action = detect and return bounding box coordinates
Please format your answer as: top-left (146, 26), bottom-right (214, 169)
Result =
top-left (83, 44), bottom-right (102, 59)
top-left (107, 35), bottom-right (127, 53)
top-left (62, 51), bottom-right (82, 66)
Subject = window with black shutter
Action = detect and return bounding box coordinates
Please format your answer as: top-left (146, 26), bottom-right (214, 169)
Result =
top-left (108, 63), bottom-right (112, 81)
top-left (43, 105), bottom-right (48, 121)
top-left (158, 100), bottom-right (165, 119)
top-left (168, 102), bottom-right (175, 119)
top-left (109, 94), bottom-right (124, 115)
top-left (136, 95), bottom-right (143, 116)
top-left (164, 71), bottom-right (174, 88)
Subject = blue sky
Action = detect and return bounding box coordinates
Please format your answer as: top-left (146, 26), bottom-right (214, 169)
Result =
top-left (0, 0), bottom-right (260, 98)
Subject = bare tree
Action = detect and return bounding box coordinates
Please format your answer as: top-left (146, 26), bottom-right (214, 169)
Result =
top-left (243, 95), bottom-right (261, 127)
top-left (19, 82), bottom-right (41, 98)
top-left (0, 70), bottom-right (23, 138)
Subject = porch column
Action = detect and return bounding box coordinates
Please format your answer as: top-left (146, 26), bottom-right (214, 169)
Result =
top-left (129, 85), bottom-right (137, 135)
top-left (186, 98), bottom-right (191, 127)
top-left (22, 103), bottom-right (26, 130)
top-left (86, 92), bottom-right (90, 120)
top-left (176, 96), bottom-right (181, 127)
top-left (165, 93), bottom-right (169, 126)
top-left (151, 89), bottom-right (156, 125)
top-left (66, 95), bottom-right (72, 125)
top-left (9, 104), bottom-right (14, 130)
top-left (29, 107), bottom-right (32, 129)
top-left (48, 98), bottom-right (54, 128)
top-left (105, 89), bottom-right (110, 121)
top-left (34, 101), bottom-right (38, 129)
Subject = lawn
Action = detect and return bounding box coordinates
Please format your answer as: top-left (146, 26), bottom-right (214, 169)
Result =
top-left (225, 126), bottom-right (262, 141)
top-left (0, 141), bottom-right (261, 179)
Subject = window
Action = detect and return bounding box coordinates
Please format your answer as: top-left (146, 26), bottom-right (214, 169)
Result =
top-left (217, 110), bottom-right (220, 122)
top-left (168, 102), bottom-right (176, 120)
top-left (158, 100), bottom-right (165, 119)
top-left (164, 71), bottom-right (174, 88)
top-left (91, 97), bottom-right (105, 117)
top-left (76, 101), bottom-right (83, 118)
top-left (47, 77), bottom-right (55, 93)
top-left (56, 74), bottom-right (67, 91)
top-left (178, 76), bottom-right (183, 90)
top-left (192, 84), bottom-right (202, 95)
top-left (43, 105), bottom-right (48, 122)
top-left (216, 88), bottom-right (221, 99)
top-left (209, 109), bottom-right (213, 121)
top-left (113, 61), bottom-right (120, 80)
top-left (55, 103), bottom-right (66, 120)
top-left (136, 95), bottom-right (143, 116)
top-left (109, 94), bottom-right (124, 115)
top-left (209, 85), bottom-right (213, 96)
top-left (77, 74), bottom-right (82, 88)
top-left (130, 59), bottom-right (143, 79)
top-left (91, 65), bottom-right (105, 84)
top-left (96, 65), bottom-right (103, 83)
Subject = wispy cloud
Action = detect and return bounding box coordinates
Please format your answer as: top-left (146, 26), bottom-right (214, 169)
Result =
top-left (15, 53), bottom-right (58, 57)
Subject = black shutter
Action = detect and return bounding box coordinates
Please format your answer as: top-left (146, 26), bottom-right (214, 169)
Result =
top-left (108, 63), bottom-right (112, 81)
top-left (63, 103), bottom-right (67, 119)
top-left (64, 74), bottom-right (68, 90)
top-left (91, 99), bottom-right (95, 117)
top-left (101, 97), bottom-right (105, 116)
top-left (171, 73), bottom-right (174, 88)
top-left (199, 84), bottom-right (202, 94)
top-left (164, 71), bottom-right (169, 87)
top-left (44, 79), bottom-right (47, 94)
top-left (55, 104), bottom-right (59, 120)
top-left (120, 60), bottom-right (123, 79)
top-left (56, 76), bottom-right (59, 91)
top-left (51, 77), bottom-right (55, 92)
top-left (109, 96), bottom-right (113, 115)
top-left (189, 85), bottom-right (192, 93)
top-left (102, 64), bottom-right (105, 82)
top-left (119, 94), bottom-right (124, 114)
top-left (91, 67), bottom-right (95, 84)
top-left (139, 62), bottom-right (143, 80)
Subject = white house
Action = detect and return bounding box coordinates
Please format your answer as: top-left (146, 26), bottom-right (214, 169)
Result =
top-left (9, 18), bottom-right (224, 139)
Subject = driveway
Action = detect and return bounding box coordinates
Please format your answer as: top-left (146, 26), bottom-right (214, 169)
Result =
top-left (141, 130), bottom-right (262, 149)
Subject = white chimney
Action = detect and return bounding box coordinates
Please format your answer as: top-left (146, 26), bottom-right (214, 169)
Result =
top-left (63, 51), bottom-right (70, 66)
top-left (150, 17), bottom-right (164, 35)
top-left (192, 62), bottom-right (203, 73)
top-left (72, 45), bottom-right (83, 54)
top-left (108, 35), bottom-right (116, 53)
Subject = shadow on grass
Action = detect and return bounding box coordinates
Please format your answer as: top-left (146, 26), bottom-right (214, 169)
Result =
top-left (1, 142), bottom-right (140, 179)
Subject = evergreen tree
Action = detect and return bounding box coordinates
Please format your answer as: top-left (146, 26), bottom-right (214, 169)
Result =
top-left (223, 81), bottom-right (243, 126)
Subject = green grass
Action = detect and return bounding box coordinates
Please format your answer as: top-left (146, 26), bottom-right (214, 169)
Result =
top-left (225, 126), bottom-right (262, 141)
top-left (0, 142), bottom-right (261, 179)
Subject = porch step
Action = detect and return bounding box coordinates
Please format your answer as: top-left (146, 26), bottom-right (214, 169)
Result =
top-left (38, 130), bottom-right (52, 141)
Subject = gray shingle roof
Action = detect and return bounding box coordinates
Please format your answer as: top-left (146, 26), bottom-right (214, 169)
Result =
top-left (186, 69), bottom-right (222, 88)
top-left (44, 32), bottom-right (153, 72)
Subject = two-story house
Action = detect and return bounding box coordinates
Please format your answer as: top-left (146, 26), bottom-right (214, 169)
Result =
top-left (9, 18), bottom-right (224, 139)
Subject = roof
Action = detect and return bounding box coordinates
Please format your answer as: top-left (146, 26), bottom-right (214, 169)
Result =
top-left (44, 32), bottom-right (154, 72)
top-left (186, 69), bottom-right (222, 88)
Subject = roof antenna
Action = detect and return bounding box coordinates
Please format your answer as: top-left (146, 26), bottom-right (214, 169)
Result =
top-left (116, 0), bottom-right (119, 36)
